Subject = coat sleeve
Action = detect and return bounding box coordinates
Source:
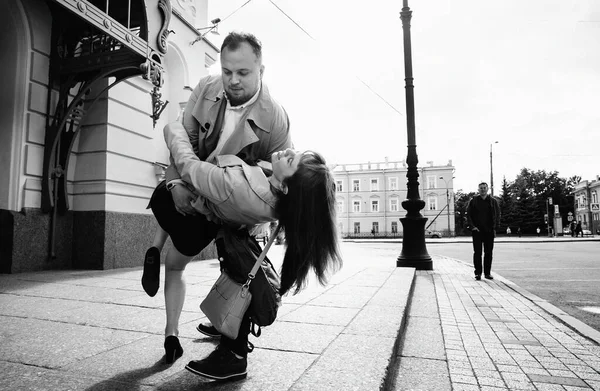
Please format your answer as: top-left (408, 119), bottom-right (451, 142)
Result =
top-left (164, 122), bottom-right (232, 203)
top-left (265, 106), bottom-right (293, 158)
top-left (466, 198), bottom-right (475, 230)
top-left (164, 77), bottom-right (206, 182)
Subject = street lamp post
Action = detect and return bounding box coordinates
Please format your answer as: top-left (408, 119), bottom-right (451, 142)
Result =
top-left (439, 176), bottom-right (454, 237)
top-left (490, 141), bottom-right (498, 197)
top-left (396, 0), bottom-right (432, 270)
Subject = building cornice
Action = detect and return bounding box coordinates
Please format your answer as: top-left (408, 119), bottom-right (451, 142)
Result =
top-left (172, 8), bottom-right (219, 53)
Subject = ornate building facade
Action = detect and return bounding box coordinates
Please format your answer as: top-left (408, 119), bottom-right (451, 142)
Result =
top-left (574, 176), bottom-right (600, 234)
top-left (1, 0), bottom-right (218, 272)
top-left (332, 159), bottom-right (455, 238)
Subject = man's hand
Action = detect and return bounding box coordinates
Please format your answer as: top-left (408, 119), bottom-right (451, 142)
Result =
top-left (472, 226), bottom-right (479, 232)
top-left (170, 185), bottom-right (198, 216)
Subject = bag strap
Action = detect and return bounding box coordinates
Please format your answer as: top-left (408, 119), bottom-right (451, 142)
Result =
top-left (244, 224), bottom-right (281, 287)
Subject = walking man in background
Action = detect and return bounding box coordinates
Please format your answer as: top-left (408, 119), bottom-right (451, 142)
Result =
top-left (467, 182), bottom-right (501, 280)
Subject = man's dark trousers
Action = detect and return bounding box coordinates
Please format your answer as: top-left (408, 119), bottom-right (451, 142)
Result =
top-left (472, 230), bottom-right (495, 276)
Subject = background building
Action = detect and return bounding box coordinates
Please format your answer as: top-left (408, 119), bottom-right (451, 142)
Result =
top-left (332, 159), bottom-right (455, 238)
top-left (574, 176), bottom-right (600, 234)
top-left (1, 0), bottom-right (218, 273)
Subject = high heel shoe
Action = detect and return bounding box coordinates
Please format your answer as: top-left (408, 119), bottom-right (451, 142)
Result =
top-left (141, 247), bottom-right (160, 297)
top-left (164, 336), bottom-right (184, 364)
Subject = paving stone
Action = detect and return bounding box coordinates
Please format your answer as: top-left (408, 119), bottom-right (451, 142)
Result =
top-left (452, 383), bottom-right (481, 391)
top-left (346, 304), bottom-right (406, 338)
top-left (548, 369), bottom-right (579, 378)
top-left (254, 321), bottom-right (342, 354)
top-left (450, 374), bottom-right (478, 385)
top-left (392, 356), bottom-right (451, 391)
top-left (401, 315), bottom-right (445, 360)
top-left (0, 360), bottom-right (153, 391)
top-left (478, 376), bottom-right (506, 387)
top-left (0, 316), bottom-right (145, 369)
top-left (308, 291), bottom-right (373, 308)
top-left (0, 294), bottom-right (87, 320)
top-left (532, 383), bottom-right (567, 391)
top-left (521, 366), bottom-right (551, 376)
top-left (291, 334), bottom-right (394, 391)
top-left (528, 374), bottom-right (590, 388)
top-left (279, 304), bottom-right (360, 326)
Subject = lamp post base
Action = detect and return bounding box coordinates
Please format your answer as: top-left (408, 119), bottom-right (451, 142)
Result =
top-left (397, 216), bottom-right (432, 270)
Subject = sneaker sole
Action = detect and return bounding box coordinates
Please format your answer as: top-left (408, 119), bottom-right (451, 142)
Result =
top-left (196, 325), bottom-right (220, 338)
top-left (185, 364), bottom-right (247, 381)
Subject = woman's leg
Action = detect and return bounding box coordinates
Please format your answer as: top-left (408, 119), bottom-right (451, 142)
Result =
top-left (164, 245), bottom-right (193, 337)
top-left (153, 225), bottom-right (169, 251)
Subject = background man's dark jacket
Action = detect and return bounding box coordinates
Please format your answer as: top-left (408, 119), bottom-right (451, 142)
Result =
top-left (466, 196), bottom-right (501, 233)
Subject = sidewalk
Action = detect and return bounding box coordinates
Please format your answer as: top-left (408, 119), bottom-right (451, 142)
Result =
top-left (391, 257), bottom-right (600, 391)
top-left (0, 244), bottom-right (413, 391)
top-left (1, 244), bottom-right (600, 390)
top-left (346, 236), bottom-right (600, 245)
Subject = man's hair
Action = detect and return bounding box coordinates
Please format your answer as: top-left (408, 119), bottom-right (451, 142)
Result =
top-left (275, 151), bottom-right (342, 296)
top-left (478, 182), bottom-right (488, 187)
top-left (221, 32), bottom-right (262, 61)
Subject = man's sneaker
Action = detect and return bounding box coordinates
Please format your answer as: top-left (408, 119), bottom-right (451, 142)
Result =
top-left (196, 323), bottom-right (221, 338)
top-left (485, 274), bottom-right (494, 280)
top-left (185, 345), bottom-right (247, 381)
top-left (475, 274), bottom-right (481, 280)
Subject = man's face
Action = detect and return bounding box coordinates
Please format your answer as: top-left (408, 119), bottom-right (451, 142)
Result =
top-left (478, 184), bottom-right (489, 197)
top-left (220, 42), bottom-right (264, 106)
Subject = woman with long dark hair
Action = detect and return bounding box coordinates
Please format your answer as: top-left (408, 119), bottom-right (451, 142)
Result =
top-left (148, 124), bottom-right (342, 380)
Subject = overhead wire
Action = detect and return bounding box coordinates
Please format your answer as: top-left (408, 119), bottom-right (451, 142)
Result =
top-left (266, 0), bottom-right (404, 118)
top-left (219, 0), bottom-right (255, 24)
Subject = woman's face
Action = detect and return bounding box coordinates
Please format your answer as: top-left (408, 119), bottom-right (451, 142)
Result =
top-left (271, 149), bottom-right (303, 183)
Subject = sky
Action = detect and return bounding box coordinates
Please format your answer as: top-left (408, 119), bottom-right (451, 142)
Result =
top-left (205, 0), bottom-right (600, 193)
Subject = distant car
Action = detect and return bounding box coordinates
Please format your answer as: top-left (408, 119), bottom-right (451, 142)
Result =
top-left (425, 230), bottom-right (442, 238)
top-left (563, 228), bottom-right (571, 235)
top-left (582, 229), bottom-right (592, 236)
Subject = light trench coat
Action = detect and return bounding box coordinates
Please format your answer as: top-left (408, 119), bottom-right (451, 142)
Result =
top-left (164, 124), bottom-right (279, 227)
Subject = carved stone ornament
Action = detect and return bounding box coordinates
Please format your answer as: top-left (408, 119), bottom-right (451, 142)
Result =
top-left (157, 0), bottom-right (172, 54)
top-left (175, 0), bottom-right (197, 17)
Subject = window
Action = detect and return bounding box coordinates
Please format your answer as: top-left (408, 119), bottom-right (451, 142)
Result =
top-left (353, 222), bottom-right (360, 234)
top-left (371, 200), bottom-right (379, 212)
top-left (428, 197), bottom-right (437, 211)
top-left (352, 200), bottom-right (361, 212)
top-left (593, 191), bottom-right (598, 204)
top-left (353, 179), bottom-right (360, 192)
top-left (336, 180), bottom-right (343, 192)
top-left (427, 176), bottom-right (436, 189)
top-left (390, 198), bottom-right (399, 212)
top-left (391, 221), bottom-right (398, 233)
top-left (372, 222), bottom-right (379, 234)
top-left (370, 178), bottom-right (379, 191)
top-left (389, 177), bottom-right (398, 190)
top-left (337, 200), bottom-right (344, 214)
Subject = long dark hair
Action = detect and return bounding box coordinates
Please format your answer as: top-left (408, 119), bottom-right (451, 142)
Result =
top-left (275, 151), bottom-right (342, 295)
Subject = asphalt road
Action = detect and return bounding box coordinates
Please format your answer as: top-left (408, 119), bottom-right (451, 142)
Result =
top-left (347, 240), bottom-right (600, 334)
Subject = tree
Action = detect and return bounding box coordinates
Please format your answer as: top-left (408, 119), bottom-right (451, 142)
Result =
top-left (499, 177), bottom-right (517, 232)
top-left (507, 168), bottom-right (575, 234)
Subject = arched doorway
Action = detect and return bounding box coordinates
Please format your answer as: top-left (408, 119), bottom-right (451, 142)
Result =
top-left (0, 0), bottom-right (29, 211)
